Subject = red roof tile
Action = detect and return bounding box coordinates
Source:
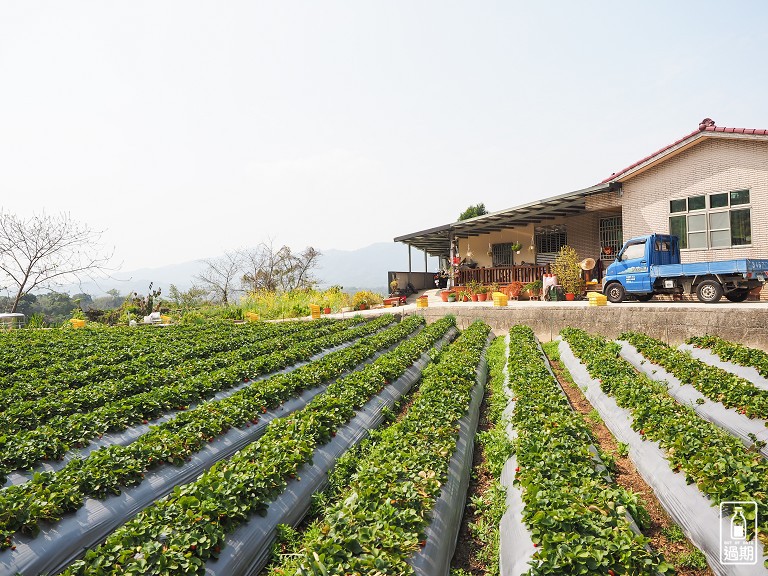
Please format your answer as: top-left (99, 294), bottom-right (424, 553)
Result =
top-left (601, 119), bottom-right (768, 183)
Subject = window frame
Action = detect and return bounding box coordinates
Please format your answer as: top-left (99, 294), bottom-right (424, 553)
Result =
top-left (667, 189), bottom-right (751, 251)
top-left (491, 243), bottom-right (515, 267)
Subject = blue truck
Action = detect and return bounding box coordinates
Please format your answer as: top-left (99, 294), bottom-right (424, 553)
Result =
top-left (602, 233), bottom-right (768, 303)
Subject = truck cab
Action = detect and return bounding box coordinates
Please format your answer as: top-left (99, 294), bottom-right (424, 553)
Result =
top-left (605, 235), bottom-right (679, 295)
top-left (602, 233), bottom-right (767, 303)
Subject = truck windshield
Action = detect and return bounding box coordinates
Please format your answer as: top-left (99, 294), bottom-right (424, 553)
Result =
top-left (620, 241), bottom-right (646, 261)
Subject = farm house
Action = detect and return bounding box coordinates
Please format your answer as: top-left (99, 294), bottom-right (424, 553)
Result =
top-left (395, 118), bottom-right (768, 295)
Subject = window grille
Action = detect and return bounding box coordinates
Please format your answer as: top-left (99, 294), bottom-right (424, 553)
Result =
top-left (599, 216), bottom-right (623, 260)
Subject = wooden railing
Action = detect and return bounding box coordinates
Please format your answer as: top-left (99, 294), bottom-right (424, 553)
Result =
top-left (456, 265), bottom-right (550, 286)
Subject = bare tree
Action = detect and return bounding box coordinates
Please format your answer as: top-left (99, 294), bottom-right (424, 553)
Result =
top-left (240, 239), bottom-right (284, 293)
top-left (280, 246), bottom-right (321, 291)
top-left (195, 251), bottom-right (243, 305)
top-left (240, 240), bottom-right (321, 293)
top-left (0, 211), bottom-right (112, 313)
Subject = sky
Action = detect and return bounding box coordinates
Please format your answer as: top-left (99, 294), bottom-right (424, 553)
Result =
top-left (2, 1), bottom-right (768, 272)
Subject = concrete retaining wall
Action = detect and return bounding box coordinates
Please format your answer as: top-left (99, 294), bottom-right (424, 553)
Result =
top-left (405, 303), bottom-right (768, 351)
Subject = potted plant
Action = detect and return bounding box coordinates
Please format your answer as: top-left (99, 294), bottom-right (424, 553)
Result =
top-left (352, 290), bottom-right (382, 311)
top-left (322, 303), bottom-right (332, 314)
top-left (467, 279), bottom-right (482, 301)
top-left (510, 241), bottom-right (522, 253)
top-left (522, 279), bottom-right (543, 300)
top-left (440, 290), bottom-right (451, 302)
top-left (505, 281), bottom-right (524, 299)
top-left (458, 289), bottom-right (471, 302)
top-left (477, 285), bottom-right (489, 302)
top-left (447, 291), bottom-right (456, 302)
top-left (389, 278), bottom-right (399, 295)
top-left (551, 245), bottom-right (583, 300)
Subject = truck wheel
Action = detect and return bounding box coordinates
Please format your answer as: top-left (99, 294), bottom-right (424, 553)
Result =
top-left (634, 293), bottom-right (653, 302)
top-left (725, 289), bottom-right (749, 302)
top-left (696, 280), bottom-right (723, 303)
top-left (605, 283), bottom-right (625, 303)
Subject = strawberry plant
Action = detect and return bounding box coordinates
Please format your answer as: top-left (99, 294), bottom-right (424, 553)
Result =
top-left (621, 331), bottom-right (768, 419)
top-left (507, 326), bottom-right (671, 575)
top-left (563, 327), bottom-right (768, 567)
top-left (0, 315), bottom-right (420, 547)
top-left (271, 321), bottom-right (491, 575)
top-left (0, 316), bottom-right (389, 479)
top-left (0, 318), bottom-right (361, 434)
top-left (53, 317), bottom-right (458, 574)
top-left (688, 334), bottom-right (768, 380)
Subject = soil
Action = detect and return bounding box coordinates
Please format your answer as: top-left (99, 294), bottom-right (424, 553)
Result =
top-left (547, 353), bottom-right (713, 576)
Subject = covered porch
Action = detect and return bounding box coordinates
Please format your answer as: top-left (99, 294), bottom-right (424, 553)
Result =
top-left (394, 182), bottom-right (615, 291)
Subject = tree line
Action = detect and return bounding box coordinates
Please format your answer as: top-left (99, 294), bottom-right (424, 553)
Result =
top-left (1, 210), bottom-right (321, 322)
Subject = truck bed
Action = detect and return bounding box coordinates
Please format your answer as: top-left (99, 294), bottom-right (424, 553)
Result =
top-left (653, 258), bottom-right (768, 278)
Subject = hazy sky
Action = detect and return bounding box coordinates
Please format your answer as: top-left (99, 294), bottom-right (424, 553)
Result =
top-left (2, 1), bottom-right (768, 271)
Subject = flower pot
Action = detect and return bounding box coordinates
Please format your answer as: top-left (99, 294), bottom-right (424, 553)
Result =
top-left (477, 293), bottom-right (488, 302)
top-left (440, 291), bottom-right (450, 302)
top-left (358, 303), bottom-right (369, 310)
top-left (447, 294), bottom-right (456, 302)
top-left (565, 292), bottom-right (575, 301)
top-left (323, 307), bottom-right (331, 314)
top-left (471, 294), bottom-right (479, 302)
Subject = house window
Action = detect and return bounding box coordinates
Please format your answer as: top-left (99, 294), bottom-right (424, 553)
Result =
top-left (668, 190), bottom-right (751, 249)
top-left (535, 225), bottom-right (567, 254)
top-left (599, 216), bottom-right (622, 260)
top-left (492, 243), bottom-right (514, 267)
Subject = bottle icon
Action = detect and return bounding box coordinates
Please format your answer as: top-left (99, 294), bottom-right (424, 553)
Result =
top-left (731, 507), bottom-right (747, 540)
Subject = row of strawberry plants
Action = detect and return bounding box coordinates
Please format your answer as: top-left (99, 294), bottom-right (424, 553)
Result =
top-left (688, 334), bottom-right (768, 380)
top-left (621, 331), bottom-right (768, 419)
top-left (460, 335), bottom-right (510, 575)
top-left (272, 320), bottom-right (491, 576)
top-left (0, 315), bottom-right (392, 480)
top-left (60, 316), bottom-right (457, 575)
top-left (0, 315), bottom-right (428, 551)
top-left (562, 327), bottom-right (768, 565)
top-left (505, 326), bottom-right (670, 575)
top-left (0, 317), bottom-right (361, 432)
top-left (0, 319), bottom-right (334, 407)
top-left (0, 319), bottom-right (315, 384)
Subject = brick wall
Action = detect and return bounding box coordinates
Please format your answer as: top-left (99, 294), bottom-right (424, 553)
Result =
top-left (620, 137), bottom-right (768, 261)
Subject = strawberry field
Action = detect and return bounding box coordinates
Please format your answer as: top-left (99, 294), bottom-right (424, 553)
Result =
top-left (0, 315), bottom-right (767, 575)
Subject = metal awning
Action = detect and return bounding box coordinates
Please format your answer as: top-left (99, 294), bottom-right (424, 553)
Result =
top-left (394, 182), bottom-right (612, 257)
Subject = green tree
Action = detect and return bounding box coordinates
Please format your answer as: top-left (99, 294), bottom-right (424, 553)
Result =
top-left (551, 245), bottom-right (583, 295)
top-left (457, 203), bottom-right (487, 221)
top-left (168, 284), bottom-right (208, 311)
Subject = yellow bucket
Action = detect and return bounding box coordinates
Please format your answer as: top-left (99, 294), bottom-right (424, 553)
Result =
top-left (416, 296), bottom-right (429, 308)
top-left (69, 318), bottom-right (86, 328)
top-left (310, 304), bottom-right (321, 319)
top-left (492, 292), bottom-right (508, 307)
top-left (245, 311), bottom-right (260, 322)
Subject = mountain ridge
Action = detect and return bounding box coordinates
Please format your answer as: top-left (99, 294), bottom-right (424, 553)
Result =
top-left (57, 242), bottom-right (438, 297)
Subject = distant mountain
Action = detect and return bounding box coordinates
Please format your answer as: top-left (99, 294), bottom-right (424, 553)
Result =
top-left (315, 242), bottom-right (438, 291)
top-left (57, 242), bottom-right (438, 298)
top-left (57, 261), bottom-right (206, 298)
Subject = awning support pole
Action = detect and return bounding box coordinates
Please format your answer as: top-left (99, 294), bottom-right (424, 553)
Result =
top-left (408, 245), bottom-right (412, 290)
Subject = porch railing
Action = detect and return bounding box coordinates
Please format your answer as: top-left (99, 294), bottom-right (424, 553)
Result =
top-left (456, 265), bottom-right (550, 286)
